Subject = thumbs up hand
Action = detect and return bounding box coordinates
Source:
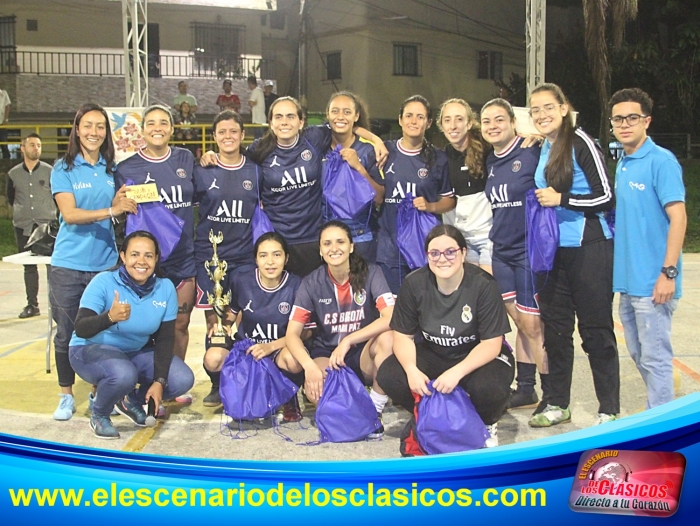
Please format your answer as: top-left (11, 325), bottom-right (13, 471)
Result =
top-left (108, 290), bottom-right (131, 323)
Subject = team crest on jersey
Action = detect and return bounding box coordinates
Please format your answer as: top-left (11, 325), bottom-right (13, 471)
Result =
top-left (278, 302), bottom-right (291, 315)
top-left (461, 304), bottom-right (473, 323)
top-left (301, 149), bottom-right (312, 161)
top-left (354, 289), bottom-right (367, 306)
top-left (243, 180), bottom-right (253, 191)
top-left (176, 168), bottom-right (187, 179)
top-left (417, 168), bottom-right (428, 179)
top-left (512, 160), bottom-right (522, 173)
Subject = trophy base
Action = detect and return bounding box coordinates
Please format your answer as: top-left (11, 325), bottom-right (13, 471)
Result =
top-left (207, 334), bottom-right (233, 350)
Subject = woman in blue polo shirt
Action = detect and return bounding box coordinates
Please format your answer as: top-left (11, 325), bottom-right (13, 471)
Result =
top-left (68, 231), bottom-right (194, 439)
top-left (50, 103), bottom-right (137, 422)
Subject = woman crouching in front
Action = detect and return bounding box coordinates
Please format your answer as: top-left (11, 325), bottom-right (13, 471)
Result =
top-left (69, 231), bottom-right (195, 439)
top-left (377, 224), bottom-right (514, 447)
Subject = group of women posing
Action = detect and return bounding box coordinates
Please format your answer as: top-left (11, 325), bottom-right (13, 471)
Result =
top-left (49, 81), bottom-right (618, 444)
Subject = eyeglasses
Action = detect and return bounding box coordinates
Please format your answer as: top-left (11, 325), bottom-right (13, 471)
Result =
top-left (610, 114), bottom-right (648, 127)
top-left (426, 247), bottom-right (462, 262)
top-left (528, 103), bottom-right (561, 118)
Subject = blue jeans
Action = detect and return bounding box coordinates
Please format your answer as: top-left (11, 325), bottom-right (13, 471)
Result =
top-left (69, 344), bottom-right (195, 416)
top-left (50, 266), bottom-right (100, 387)
top-left (618, 294), bottom-right (678, 409)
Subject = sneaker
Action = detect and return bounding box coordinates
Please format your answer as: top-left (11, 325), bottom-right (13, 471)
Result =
top-left (507, 389), bottom-right (539, 410)
top-left (144, 403), bottom-right (167, 418)
top-left (485, 423), bottom-right (498, 448)
top-left (528, 405), bottom-right (571, 428)
top-left (19, 305), bottom-right (40, 319)
top-left (281, 395), bottom-right (303, 423)
top-left (367, 414), bottom-right (385, 439)
top-left (88, 392), bottom-right (119, 416)
top-left (202, 385), bottom-right (221, 407)
top-left (115, 395), bottom-right (147, 427)
top-left (174, 393), bottom-right (193, 404)
top-left (53, 394), bottom-right (76, 421)
top-left (532, 399), bottom-right (548, 416)
top-left (90, 414), bottom-right (120, 439)
top-left (595, 413), bottom-right (618, 425)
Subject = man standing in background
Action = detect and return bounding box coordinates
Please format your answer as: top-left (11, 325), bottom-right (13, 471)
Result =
top-left (6, 134), bottom-right (56, 318)
top-left (173, 81), bottom-right (198, 114)
top-left (247, 76), bottom-right (266, 138)
top-left (263, 80), bottom-right (278, 116)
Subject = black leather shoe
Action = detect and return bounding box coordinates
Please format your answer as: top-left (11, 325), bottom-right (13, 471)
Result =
top-left (19, 305), bottom-right (40, 319)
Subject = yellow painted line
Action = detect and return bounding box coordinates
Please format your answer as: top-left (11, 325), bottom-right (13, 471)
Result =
top-left (122, 420), bottom-right (163, 452)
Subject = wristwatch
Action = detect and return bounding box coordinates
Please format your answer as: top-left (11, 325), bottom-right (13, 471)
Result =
top-left (661, 266), bottom-right (678, 279)
top-left (153, 377), bottom-right (168, 390)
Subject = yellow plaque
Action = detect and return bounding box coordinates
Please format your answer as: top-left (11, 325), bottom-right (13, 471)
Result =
top-left (126, 183), bottom-right (160, 203)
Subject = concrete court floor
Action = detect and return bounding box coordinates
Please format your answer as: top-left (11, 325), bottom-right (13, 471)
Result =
top-left (0, 256), bottom-right (698, 461)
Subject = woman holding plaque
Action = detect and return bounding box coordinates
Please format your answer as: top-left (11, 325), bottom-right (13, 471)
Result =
top-left (203, 232), bottom-right (309, 422)
top-left (115, 105), bottom-right (196, 403)
top-left (50, 103), bottom-right (137, 421)
top-left (69, 231), bottom-right (194, 439)
top-left (193, 110), bottom-right (261, 406)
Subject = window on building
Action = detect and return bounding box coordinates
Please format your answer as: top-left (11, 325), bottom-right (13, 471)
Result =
top-left (269, 12), bottom-right (286, 30)
top-left (324, 51), bottom-right (341, 81)
top-left (26, 20), bottom-right (38, 31)
top-left (393, 43), bottom-right (420, 76)
top-left (477, 51), bottom-right (503, 81)
top-left (0, 16), bottom-right (16, 72)
top-left (191, 22), bottom-right (245, 75)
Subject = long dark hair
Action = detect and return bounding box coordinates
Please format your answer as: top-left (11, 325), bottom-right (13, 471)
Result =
top-left (319, 220), bottom-right (368, 292)
top-left (248, 96), bottom-right (305, 165)
top-left (326, 91), bottom-right (371, 130)
top-left (212, 110), bottom-right (245, 155)
top-left (62, 103), bottom-right (115, 173)
top-left (115, 230), bottom-right (163, 277)
top-left (530, 83), bottom-right (575, 192)
top-left (438, 98), bottom-right (487, 177)
top-left (400, 95), bottom-right (436, 169)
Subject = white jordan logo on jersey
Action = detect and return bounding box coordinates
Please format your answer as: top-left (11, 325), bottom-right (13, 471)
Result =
top-left (270, 155), bottom-right (280, 167)
top-left (209, 178), bottom-right (220, 190)
top-left (386, 163), bottom-right (395, 174)
top-left (145, 173), bottom-right (156, 183)
top-left (488, 167), bottom-right (495, 178)
top-left (243, 300), bottom-right (254, 313)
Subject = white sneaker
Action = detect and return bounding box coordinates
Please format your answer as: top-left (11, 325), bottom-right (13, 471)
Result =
top-left (485, 423), bottom-right (498, 448)
top-left (595, 413), bottom-right (618, 425)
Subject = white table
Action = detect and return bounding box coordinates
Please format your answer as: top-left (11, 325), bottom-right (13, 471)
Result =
top-left (2, 251), bottom-right (53, 373)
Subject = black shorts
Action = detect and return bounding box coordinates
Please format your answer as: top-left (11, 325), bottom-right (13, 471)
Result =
top-left (310, 343), bottom-right (369, 386)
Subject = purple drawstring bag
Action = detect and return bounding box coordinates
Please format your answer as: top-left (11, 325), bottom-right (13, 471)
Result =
top-left (251, 166), bottom-right (274, 243)
top-left (525, 188), bottom-right (559, 273)
top-left (252, 202), bottom-right (274, 243)
top-left (416, 381), bottom-right (489, 455)
top-left (315, 367), bottom-right (381, 443)
top-left (125, 202), bottom-right (184, 262)
top-left (220, 338), bottom-right (298, 421)
top-left (396, 192), bottom-right (440, 270)
top-left (323, 145), bottom-right (376, 221)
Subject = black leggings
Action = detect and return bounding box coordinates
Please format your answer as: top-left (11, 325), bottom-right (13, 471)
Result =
top-left (538, 239), bottom-right (620, 414)
top-left (377, 343), bottom-right (514, 425)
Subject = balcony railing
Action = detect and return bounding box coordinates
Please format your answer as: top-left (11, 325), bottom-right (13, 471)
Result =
top-left (0, 51), bottom-right (273, 79)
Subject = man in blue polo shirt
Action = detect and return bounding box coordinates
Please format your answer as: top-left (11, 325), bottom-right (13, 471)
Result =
top-left (609, 88), bottom-right (687, 409)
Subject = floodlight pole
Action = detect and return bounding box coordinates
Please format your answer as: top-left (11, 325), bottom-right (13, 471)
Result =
top-left (525, 0), bottom-right (546, 99)
top-left (122, 0), bottom-right (149, 107)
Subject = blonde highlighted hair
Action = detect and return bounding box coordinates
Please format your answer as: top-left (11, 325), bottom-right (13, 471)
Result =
top-left (437, 98), bottom-right (487, 178)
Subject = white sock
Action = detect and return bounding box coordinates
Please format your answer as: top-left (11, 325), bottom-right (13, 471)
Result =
top-left (370, 390), bottom-right (389, 414)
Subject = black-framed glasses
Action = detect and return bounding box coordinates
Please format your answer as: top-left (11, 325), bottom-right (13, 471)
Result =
top-left (610, 114), bottom-right (648, 127)
top-left (426, 247), bottom-right (462, 262)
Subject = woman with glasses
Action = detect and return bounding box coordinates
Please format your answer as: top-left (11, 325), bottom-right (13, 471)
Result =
top-left (377, 95), bottom-right (455, 295)
top-left (480, 98), bottom-right (549, 414)
top-left (377, 224), bottom-right (514, 447)
top-left (527, 83), bottom-right (619, 428)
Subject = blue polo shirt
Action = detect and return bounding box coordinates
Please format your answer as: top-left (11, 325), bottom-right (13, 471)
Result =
top-left (70, 270), bottom-right (178, 351)
top-left (51, 154), bottom-right (117, 271)
top-left (613, 137), bottom-right (685, 298)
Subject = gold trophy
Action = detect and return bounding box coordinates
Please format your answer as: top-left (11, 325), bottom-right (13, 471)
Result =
top-left (205, 230), bottom-right (233, 348)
